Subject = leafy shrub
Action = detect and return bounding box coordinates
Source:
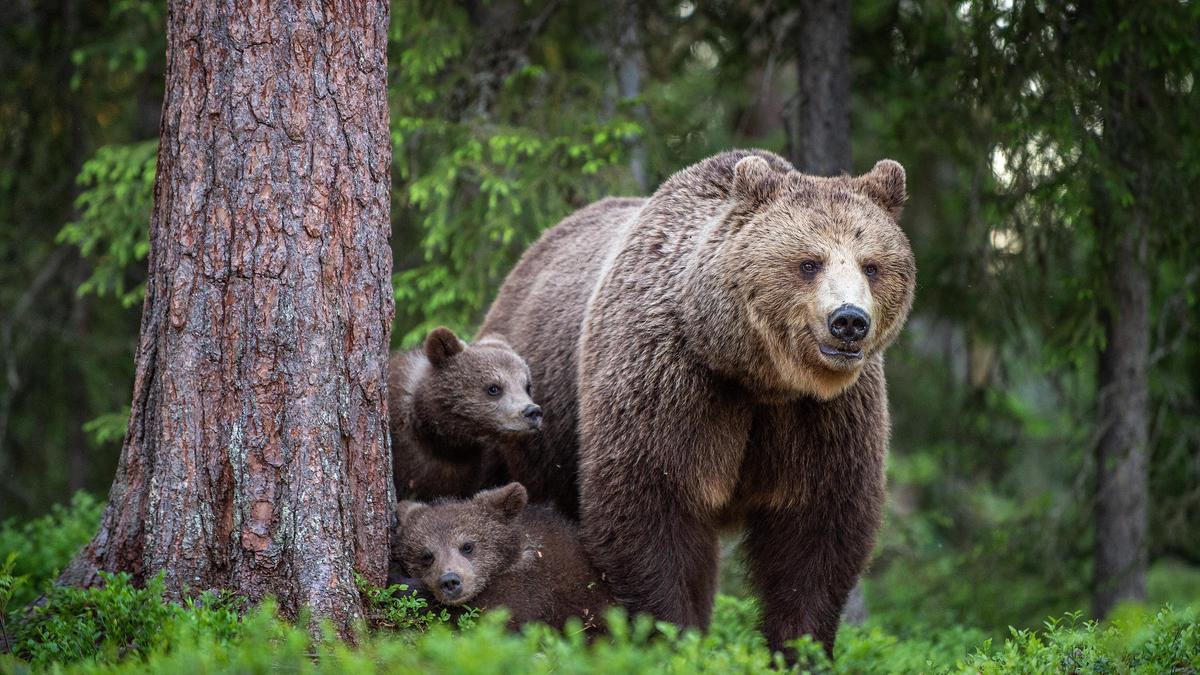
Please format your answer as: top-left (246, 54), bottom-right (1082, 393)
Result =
top-left (1, 582), bottom-right (1198, 673)
top-left (963, 605), bottom-right (1200, 674)
top-left (356, 573), bottom-right (479, 633)
top-left (9, 571), bottom-right (242, 668)
top-left (0, 492), bottom-right (103, 608)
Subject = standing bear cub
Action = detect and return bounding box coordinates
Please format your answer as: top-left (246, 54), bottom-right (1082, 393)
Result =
top-left (480, 150), bottom-right (915, 658)
top-left (388, 328), bottom-right (543, 501)
top-left (391, 482), bottom-right (611, 632)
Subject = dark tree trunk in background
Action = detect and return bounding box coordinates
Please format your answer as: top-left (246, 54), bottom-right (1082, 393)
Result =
top-left (59, 0), bottom-right (395, 631)
top-left (785, 0), bottom-right (851, 177)
top-left (1092, 59), bottom-right (1152, 616)
top-left (1093, 221), bottom-right (1149, 617)
top-left (785, 0), bottom-right (866, 626)
top-left (610, 0), bottom-right (649, 192)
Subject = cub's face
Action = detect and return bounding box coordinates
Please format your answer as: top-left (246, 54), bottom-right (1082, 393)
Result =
top-left (418, 328), bottom-right (543, 442)
top-left (393, 483), bottom-right (527, 606)
top-left (725, 157), bottom-right (915, 399)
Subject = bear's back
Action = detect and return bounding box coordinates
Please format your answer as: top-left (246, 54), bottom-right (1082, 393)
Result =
top-left (479, 197), bottom-right (644, 515)
top-left (386, 348), bottom-right (428, 437)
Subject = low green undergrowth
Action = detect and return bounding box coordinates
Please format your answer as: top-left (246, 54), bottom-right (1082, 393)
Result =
top-left (0, 492), bottom-right (103, 610)
top-left (1, 570), bottom-right (1196, 674)
top-left (1, 495), bottom-right (1197, 673)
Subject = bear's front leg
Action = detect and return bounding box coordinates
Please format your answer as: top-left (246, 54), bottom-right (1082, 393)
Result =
top-left (579, 484), bottom-right (719, 627)
top-left (575, 350), bottom-right (751, 630)
top-left (744, 492), bottom-right (882, 660)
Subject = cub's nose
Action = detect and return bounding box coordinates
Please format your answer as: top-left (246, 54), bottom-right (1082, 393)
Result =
top-left (828, 305), bottom-right (871, 342)
top-left (439, 572), bottom-right (462, 599)
top-left (522, 404), bottom-right (543, 428)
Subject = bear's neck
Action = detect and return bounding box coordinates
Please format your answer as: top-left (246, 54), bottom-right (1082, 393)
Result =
top-left (410, 409), bottom-right (487, 463)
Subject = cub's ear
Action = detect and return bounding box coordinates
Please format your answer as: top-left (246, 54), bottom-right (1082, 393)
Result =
top-left (394, 501), bottom-right (426, 531)
top-left (425, 327), bottom-right (464, 368)
top-left (474, 482), bottom-right (528, 522)
top-left (854, 159), bottom-right (906, 219)
top-left (732, 155), bottom-right (783, 206)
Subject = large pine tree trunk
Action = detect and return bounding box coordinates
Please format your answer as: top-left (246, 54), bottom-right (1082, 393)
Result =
top-left (59, 0), bottom-right (395, 630)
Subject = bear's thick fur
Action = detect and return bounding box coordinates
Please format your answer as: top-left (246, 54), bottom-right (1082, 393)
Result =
top-left (478, 150), bottom-right (915, 656)
top-left (388, 328), bottom-right (543, 501)
top-left (390, 483), bottom-right (611, 632)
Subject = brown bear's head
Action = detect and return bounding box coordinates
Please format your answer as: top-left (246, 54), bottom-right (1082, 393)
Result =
top-left (391, 482), bottom-right (528, 606)
top-left (705, 155), bottom-right (915, 400)
top-left (412, 328), bottom-right (542, 452)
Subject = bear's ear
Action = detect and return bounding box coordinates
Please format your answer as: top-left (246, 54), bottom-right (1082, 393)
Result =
top-left (732, 155), bottom-right (783, 206)
top-left (394, 501), bottom-right (426, 531)
top-left (854, 159), bottom-right (906, 219)
top-left (424, 327), bottom-right (464, 368)
top-left (474, 482), bottom-right (527, 522)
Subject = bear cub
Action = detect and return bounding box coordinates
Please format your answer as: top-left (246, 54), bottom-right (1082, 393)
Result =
top-left (390, 482), bottom-right (612, 632)
top-left (389, 328), bottom-right (542, 501)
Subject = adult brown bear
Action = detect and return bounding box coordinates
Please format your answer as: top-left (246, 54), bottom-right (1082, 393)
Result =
top-left (479, 150), bottom-right (915, 657)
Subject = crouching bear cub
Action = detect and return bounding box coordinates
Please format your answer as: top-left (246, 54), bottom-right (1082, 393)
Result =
top-left (388, 328), bottom-right (543, 501)
top-left (391, 483), bottom-right (612, 632)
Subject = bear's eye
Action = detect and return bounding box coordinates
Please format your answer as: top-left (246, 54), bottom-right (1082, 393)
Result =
top-left (525, 381), bottom-right (532, 396)
top-left (460, 542), bottom-right (474, 555)
top-left (486, 384), bottom-right (502, 397)
top-left (800, 260), bottom-right (821, 277)
top-left (863, 263), bottom-right (879, 278)
top-left (418, 551), bottom-right (434, 567)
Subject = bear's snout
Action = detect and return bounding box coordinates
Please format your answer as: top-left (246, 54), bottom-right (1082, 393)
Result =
top-left (439, 571), bottom-right (463, 600)
top-left (827, 304), bottom-right (871, 343)
top-left (522, 404), bottom-right (543, 429)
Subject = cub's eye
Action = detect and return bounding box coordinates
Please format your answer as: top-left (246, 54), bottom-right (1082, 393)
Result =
top-left (460, 542), bottom-right (474, 555)
top-left (525, 382), bottom-right (532, 396)
top-left (800, 260), bottom-right (820, 276)
top-left (863, 263), bottom-right (879, 278)
top-left (486, 384), bottom-right (502, 397)
top-left (418, 551), bottom-right (434, 566)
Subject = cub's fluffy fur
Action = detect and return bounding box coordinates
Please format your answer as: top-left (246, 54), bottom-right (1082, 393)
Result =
top-left (388, 328), bottom-right (541, 500)
top-left (390, 483), bottom-right (611, 631)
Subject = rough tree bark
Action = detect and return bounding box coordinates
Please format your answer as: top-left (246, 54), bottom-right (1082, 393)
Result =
top-left (58, 0), bottom-right (395, 631)
top-left (784, 0), bottom-right (868, 626)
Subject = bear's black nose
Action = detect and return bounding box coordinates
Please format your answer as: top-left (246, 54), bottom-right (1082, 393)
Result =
top-left (439, 572), bottom-right (462, 599)
top-left (523, 404), bottom-right (543, 427)
top-left (828, 305), bottom-right (871, 342)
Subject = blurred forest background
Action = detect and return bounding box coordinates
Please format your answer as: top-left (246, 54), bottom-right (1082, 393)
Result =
top-left (1, 0), bottom-right (1198, 640)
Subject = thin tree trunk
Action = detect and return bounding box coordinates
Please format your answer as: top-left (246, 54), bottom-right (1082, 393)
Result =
top-left (59, 0), bottom-right (395, 631)
top-left (1092, 191), bottom-right (1150, 619)
top-left (610, 0), bottom-right (649, 192)
top-left (784, 0), bottom-right (867, 626)
top-left (784, 0), bottom-right (851, 176)
top-left (1090, 32), bottom-right (1152, 619)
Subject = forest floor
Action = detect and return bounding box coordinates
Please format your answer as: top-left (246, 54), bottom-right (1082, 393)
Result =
top-left (2, 494), bottom-right (1197, 673)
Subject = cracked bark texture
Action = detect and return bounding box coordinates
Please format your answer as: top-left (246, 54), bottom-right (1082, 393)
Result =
top-left (58, 0), bottom-right (394, 630)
